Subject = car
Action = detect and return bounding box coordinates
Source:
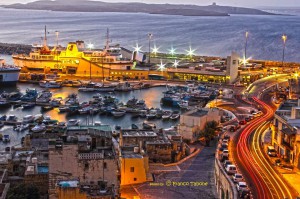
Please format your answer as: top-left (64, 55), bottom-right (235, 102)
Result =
top-left (267, 146), bottom-right (277, 157)
top-left (223, 160), bottom-right (232, 168)
top-left (232, 173), bottom-right (243, 183)
top-left (245, 117), bottom-right (251, 122)
top-left (224, 135), bottom-right (230, 141)
top-left (219, 143), bottom-right (228, 151)
top-left (226, 164), bottom-right (237, 175)
top-left (222, 149), bottom-right (229, 158)
top-left (222, 139), bottom-right (229, 144)
top-left (239, 120), bottom-right (247, 125)
top-left (238, 189), bottom-right (250, 199)
top-left (236, 182), bottom-right (248, 191)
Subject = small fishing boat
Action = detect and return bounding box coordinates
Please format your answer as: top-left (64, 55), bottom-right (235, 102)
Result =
top-left (162, 111), bottom-right (172, 120)
top-left (3, 135), bottom-right (10, 142)
top-left (14, 124), bottom-right (29, 132)
top-left (67, 119), bottom-right (80, 127)
top-left (0, 115), bottom-right (7, 121)
top-left (39, 80), bottom-right (62, 88)
top-left (58, 106), bottom-right (70, 113)
top-left (6, 115), bottom-right (18, 124)
top-left (22, 115), bottom-right (34, 123)
top-left (146, 110), bottom-right (157, 120)
top-left (143, 121), bottom-right (156, 129)
top-left (34, 114), bottom-right (43, 122)
top-left (31, 124), bottom-right (46, 133)
top-left (41, 106), bottom-right (53, 112)
top-left (139, 110), bottom-right (147, 118)
top-left (111, 110), bottom-right (126, 117)
top-left (170, 111), bottom-right (180, 120)
top-left (22, 103), bottom-right (35, 109)
top-left (131, 124), bottom-right (139, 129)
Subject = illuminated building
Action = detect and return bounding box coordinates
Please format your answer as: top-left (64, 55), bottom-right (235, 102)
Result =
top-left (272, 99), bottom-right (300, 168)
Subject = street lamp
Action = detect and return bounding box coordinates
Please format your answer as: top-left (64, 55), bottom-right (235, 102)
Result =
top-left (169, 47), bottom-right (176, 57)
top-left (186, 46), bottom-right (196, 58)
top-left (281, 34), bottom-right (287, 67)
top-left (244, 31), bottom-right (249, 67)
top-left (148, 33), bottom-right (153, 64)
top-left (152, 44), bottom-right (159, 57)
top-left (55, 31), bottom-right (59, 68)
top-left (87, 43), bottom-right (94, 80)
top-left (173, 60), bottom-right (179, 69)
top-left (55, 31), bottom-right (59, 47)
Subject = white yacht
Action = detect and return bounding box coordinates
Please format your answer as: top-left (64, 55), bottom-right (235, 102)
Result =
top-left (0, 59), bottom-right (20, 85)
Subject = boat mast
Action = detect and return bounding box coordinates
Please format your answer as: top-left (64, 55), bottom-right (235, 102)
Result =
top-left (44, 25), bottom-right (47, 47)
top-left (105, 28), bottom-right (110, 52)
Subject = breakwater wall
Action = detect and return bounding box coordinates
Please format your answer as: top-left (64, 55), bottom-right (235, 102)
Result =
top-left (0, 43), bottom-right (31, 55)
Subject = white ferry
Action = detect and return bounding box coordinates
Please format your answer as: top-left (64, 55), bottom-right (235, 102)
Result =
top-left (0, 59), bottom-right (20, 85)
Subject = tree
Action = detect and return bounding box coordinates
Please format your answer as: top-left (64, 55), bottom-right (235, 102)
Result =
top-left (7, 183), bottom-right (40, 199)
top-left (200, 120), bottom-right (218, 146)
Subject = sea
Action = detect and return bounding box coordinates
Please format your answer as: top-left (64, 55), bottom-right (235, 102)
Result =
top-left (0, 8), bottom-right (300, 62)
top-left (0, 7), bottom-right (300, 148)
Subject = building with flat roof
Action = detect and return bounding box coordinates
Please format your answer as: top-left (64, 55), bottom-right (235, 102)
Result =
top-left (272, 99), bottom-right (300, 169)
top-left (49, 128), bottom-right (119, 199)
top-left (178, 108), bottom-right (222, 143)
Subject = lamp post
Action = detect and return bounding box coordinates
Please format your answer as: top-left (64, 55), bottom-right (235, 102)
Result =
top-left (244, 31), bottom-right (249, 67)
top-left (87, 43), bottom-right (94, 80)
top-left (55, 31), bottom-right (59, 47)
top-left (55, 31), bottom-right (59, 69)
top-left (281, 34), bottom-right (287, 67)
top-left (148, 33), bottom-right (153, 65)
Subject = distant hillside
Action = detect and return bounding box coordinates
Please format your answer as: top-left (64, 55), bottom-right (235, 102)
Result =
top-left (1, 0), bottom-right (277, 16)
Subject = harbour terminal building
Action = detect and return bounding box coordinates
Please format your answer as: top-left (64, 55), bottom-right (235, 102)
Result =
top-left (13, 37), bottom-right (240, 84)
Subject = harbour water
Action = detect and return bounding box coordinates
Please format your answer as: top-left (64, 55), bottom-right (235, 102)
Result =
top-left (0, 8), bottom-right (299, 62)
top-left (0, 84), bottom-right (180, 150)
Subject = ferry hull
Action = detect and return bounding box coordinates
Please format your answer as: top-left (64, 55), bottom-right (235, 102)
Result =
top-left (0, 71), bottom-right (20, 85)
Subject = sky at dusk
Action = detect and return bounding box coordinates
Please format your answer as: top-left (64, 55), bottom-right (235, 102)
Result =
top-left (0, 0), bottom-right (298, 8)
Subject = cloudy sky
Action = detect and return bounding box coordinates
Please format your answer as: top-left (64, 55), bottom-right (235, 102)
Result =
top-left (0, 0), bottom-right (297, 7)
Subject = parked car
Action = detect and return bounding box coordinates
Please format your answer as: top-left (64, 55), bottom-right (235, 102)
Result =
top-left (232, 173), bottom-right (243, 183)
top-left (236, 182), bottom-right (248, 191)
top-left (226, 164), bottom-right (237, 175)
top-left (245, 117), bottom-right (251, 122)
top-left (219, 143), bottom-right (228, 151)
top-left (222, 149), bottom-right (229, 159)
top-left (239, 120), bottom-right (247, 125)
top-left (224, 135), bottom-right (230, 141)
top-left (238, 189), bottom-right (250, 199)
top-left (223, 160), bottom-right (232, 168)
top-left (267, 146), bottom-right (277, 157)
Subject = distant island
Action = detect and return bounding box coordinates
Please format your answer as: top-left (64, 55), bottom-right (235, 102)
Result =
top-left (1, 0), bottom-right (278, 17)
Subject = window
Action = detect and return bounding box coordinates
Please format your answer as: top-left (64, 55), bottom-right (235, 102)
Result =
top-left (134, 178), bottom-right (137, 181)
top-left (103, 162), bottom-right (107, 169)
top-left (84, 163), bottom-right (89, 169)
top-left (130, 167), bottom-right (134, 172)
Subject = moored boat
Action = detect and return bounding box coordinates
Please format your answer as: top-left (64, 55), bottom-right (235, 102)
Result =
top-left (39, 80), bottom-right (62, 88)
top-left (143, 121), bottom-right (156, 129)
top-left (111, 110), bottom-right (126, 117)
top-left (31, 124), bottom-right (46, 133)
top-left (67, 119), bottom-right (80, 127)
top-left (0, 59), bottom-right (20, 85)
